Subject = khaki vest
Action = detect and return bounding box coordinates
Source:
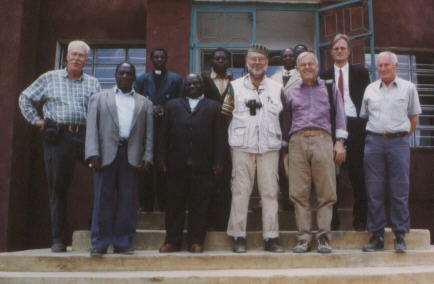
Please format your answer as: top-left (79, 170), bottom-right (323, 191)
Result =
top-left (228, 75), bottom-right (283, 154)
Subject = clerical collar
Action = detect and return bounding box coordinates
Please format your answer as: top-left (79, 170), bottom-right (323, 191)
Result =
top-left (154, 69), bottom-right (166, 76)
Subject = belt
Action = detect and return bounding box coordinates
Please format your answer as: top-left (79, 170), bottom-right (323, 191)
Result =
top-left (367, 131), bottom-right (408, 138)
top-left (118, 138), bottom-right (128, 147)
top-left (59, 124), bottom-right (86, 133)
top-left (294, 129), bottom-right (330, 137)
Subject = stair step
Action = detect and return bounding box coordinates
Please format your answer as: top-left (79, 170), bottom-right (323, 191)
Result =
top-left (72, 229), bottom-right (431, 252)
top-left (137, 209), bottom-right (354, 230)
top-left (0, 265), bottom-right (433, 283)
top-left (1, 248), bottom-right (433, 272)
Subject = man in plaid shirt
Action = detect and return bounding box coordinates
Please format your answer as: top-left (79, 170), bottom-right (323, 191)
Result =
top-left (18, 40), bottom-right (101, 252)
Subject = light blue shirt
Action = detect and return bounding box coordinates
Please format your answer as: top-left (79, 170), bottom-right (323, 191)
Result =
top-left (187, 94), bottom-right (204, 112)
top-left (114, 87), bottom-right (135, 139)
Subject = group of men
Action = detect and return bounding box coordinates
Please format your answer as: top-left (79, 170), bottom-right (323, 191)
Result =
top-left (18, 33), bottom-right (420, 255)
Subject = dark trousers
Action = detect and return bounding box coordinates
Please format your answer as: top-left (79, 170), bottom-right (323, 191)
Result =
top-left (140, 116), bottom-right (166, 211)
top-left (333, 117), bottom-right (368, 229)
top-left (91, 144), bottom-right (140, 250)
top-left (165, 170), bottom-right (213, 246)
top-left (43, 130), bottom-right (85, 245)
top-left (364, 134), bottom-right (410, 233)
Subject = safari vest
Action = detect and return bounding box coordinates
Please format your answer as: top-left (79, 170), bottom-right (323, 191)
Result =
top-left (228, 75), bottom-right (283, 154)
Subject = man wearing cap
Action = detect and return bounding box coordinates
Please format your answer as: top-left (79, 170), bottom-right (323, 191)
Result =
top-left (222, 44), bottom-right (284, 253)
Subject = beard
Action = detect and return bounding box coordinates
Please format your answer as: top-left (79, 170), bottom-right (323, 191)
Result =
top-left (246, 62), bottom-right (267, 79)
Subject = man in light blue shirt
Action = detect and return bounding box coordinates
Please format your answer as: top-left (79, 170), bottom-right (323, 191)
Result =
top-left (85, 62), bottom-right (153, 256)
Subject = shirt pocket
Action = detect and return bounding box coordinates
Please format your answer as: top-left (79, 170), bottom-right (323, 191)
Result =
top-left (229, 126), bottom-right (247, 147)
top-left (267, 124), bottom-right (282, 148)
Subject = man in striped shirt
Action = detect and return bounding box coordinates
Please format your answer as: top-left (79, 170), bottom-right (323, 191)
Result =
top-left (19, 40), bottom-right (101, 252)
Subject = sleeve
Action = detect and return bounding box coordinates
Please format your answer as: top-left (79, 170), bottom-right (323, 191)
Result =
top-left (143, 100), bottom-right (154, 163)
top-left (334, 84), bottom-right (348, 139)
top-left (18, 74), bottom-right (47, 124)
top-left (360, 87), bottom-right (370, 119)
top-left (85, 93), bottom-right (101, 160)
top-left (407, 83), bottom-right (422, 115)
top-left (280, 91), bottom-right (292, 147)
top-left (221, 83), bottom-right (234, 116)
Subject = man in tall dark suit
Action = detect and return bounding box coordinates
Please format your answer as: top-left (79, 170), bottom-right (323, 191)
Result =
top-left (134, 48), bottom-right (184, 211)
top-left (320, 33), bottom-right (371, 231)
top-left (201, 48), bottom-right (233, 231)
top-left (158, 73), bottom-right (225, 253)
top-left (85, 62), bottom-right (153, 255)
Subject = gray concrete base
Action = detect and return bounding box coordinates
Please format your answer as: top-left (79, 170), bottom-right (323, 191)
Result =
top-left (72, 229), bottom-right (431, 252)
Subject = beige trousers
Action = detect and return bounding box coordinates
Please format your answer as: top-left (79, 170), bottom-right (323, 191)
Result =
top-left (288, 135), bottom-right (337, 242)
top-left (227, 149), bottom-right (280, 239)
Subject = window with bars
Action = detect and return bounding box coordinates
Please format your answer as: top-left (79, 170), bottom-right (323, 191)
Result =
top-left (59, 45), bottom-right (146, 89)
top-left (365, 52), bottom-right (434, 147)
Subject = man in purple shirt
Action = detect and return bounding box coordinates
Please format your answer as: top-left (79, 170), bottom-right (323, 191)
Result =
top-left (281, 52), bottom-right (347, 253)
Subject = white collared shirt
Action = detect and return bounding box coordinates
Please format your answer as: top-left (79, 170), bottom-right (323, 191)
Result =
top-left (187, 94), bottom-right (204, 112)
top-left (334, 63), bottom-right (357, 117)
top-left (114, 87), bottom-right (135, 139)
top-left (360, 77), bottom-right (422, 133)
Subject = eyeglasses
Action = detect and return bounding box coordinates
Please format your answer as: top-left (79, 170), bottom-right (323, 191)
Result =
top-left (333, 46), bottom-right (347, 51)
top-left (298, 62), bottom-right (317, 68)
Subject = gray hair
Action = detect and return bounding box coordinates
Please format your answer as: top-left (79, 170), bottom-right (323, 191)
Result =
top-left (296, 51), bottom-right (318, 66)
top-left (377, 51), bottom-right (398, 65)
top-left (67, 40), bottom-right (90, 55)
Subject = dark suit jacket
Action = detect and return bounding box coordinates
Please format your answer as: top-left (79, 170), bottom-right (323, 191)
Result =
top-left (201, 71), bottom-right (233, 103)
top-left (320, 64), bottom-right (370, 117)
top-left (159, 97), bottom-right (225, 173)
top-left (134, 71), bottom-right (184, 105)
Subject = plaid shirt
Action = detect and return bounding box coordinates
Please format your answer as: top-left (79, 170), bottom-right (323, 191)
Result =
top-left (19, 69), bottom-right (101, 125)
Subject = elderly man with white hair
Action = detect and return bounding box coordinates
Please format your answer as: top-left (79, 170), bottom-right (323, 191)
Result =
top-left (19, 40), bottom-right (101, 252)
top-left (361, 51), bottom-right (421, 253)
top-left (281, 51), bottom-right (347, 254)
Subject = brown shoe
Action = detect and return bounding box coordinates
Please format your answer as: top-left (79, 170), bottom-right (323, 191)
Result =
top-left (188, 243), bottom-right (204, 253)
top-left (159, 243), bottom-right (181, 253)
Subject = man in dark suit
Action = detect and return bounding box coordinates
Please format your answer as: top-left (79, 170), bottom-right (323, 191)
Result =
top-left (134, 48), bottom-right (184, 212)
top-left (201, 48), bottom-right (233, 231)
top-left (158, 73), bottom-right (225, 253)
top-left (320, 33), bottom-right (371, 231)
top-left (85, 62), bottom-right (153, 255)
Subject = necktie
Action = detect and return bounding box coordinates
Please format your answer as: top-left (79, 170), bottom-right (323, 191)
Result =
top-left (338, 69), bottom-right (344, 100)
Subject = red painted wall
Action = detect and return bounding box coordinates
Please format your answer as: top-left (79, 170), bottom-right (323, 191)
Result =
top-left (146, 0), bottom-right (191, 76)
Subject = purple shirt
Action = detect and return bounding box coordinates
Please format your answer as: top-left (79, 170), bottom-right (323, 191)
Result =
top-left (281, 78), bottom-right (347, 145)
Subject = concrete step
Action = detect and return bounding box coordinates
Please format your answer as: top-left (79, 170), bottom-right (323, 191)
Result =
top-left (72, 229), bottom-right (431, 252)
top-left (1, 247), bottom-right (434, 272)
top-left (137, 208), bottom-right (354, 230)
top-left (0, 265), bottom-right (434, 284)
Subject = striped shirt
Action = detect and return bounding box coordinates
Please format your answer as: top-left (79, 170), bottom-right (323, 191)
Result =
top-left (19, 69), bottom-right (101, 125)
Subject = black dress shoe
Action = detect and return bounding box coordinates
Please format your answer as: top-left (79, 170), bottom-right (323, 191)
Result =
top-left (114, 246), bottom-right (134, 255)
top-left (51, 243), bottom-right (67, 253)
top-left (362, 232), bottom-right (384, 252)
top-left (232, 237), bottom-right (246, 253)
top-left (90, 248), bottom-right (107, 256)
top-left (264, 238), bottom-right (284, 253)
top-left (394, 235), bottom-right (406, 253)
